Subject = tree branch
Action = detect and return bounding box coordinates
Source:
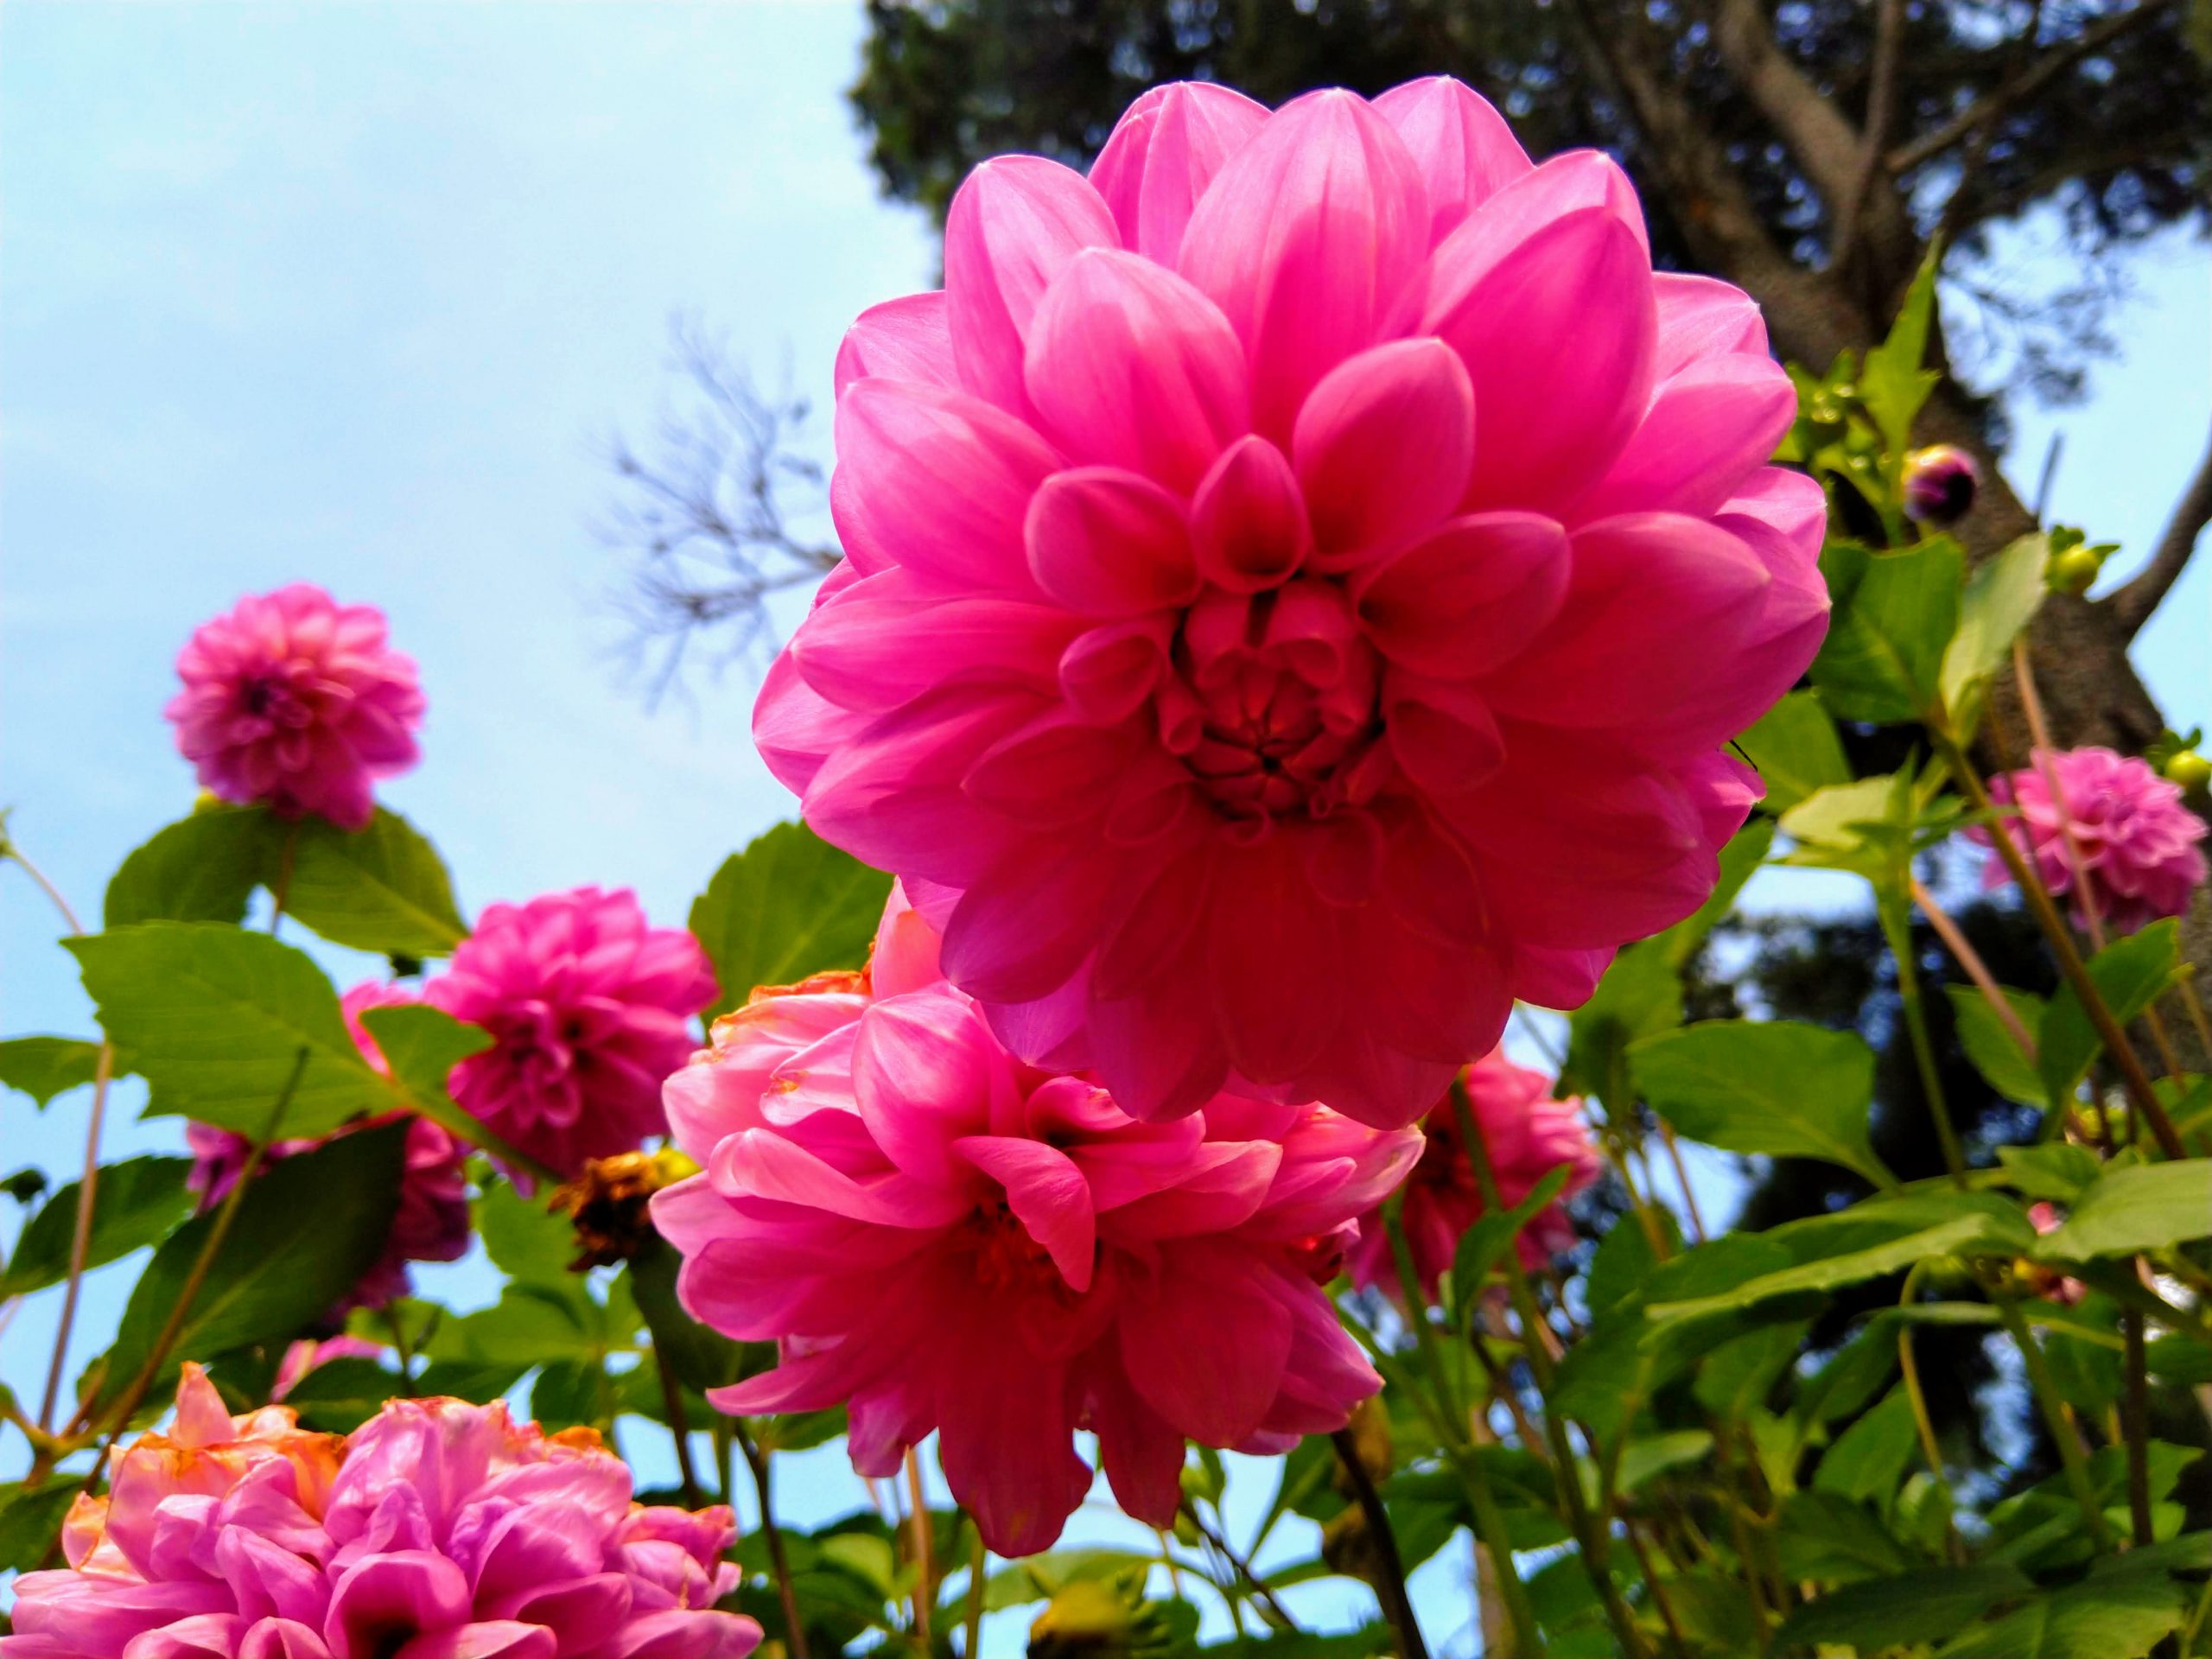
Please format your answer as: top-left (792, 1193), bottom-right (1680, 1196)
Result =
top-left (1830, 0), bottom-right (1905, 274)
top-left (1885, 0), bottom-right (2179, 175)
top-left (2106, 422), bottom-right (2212, 639)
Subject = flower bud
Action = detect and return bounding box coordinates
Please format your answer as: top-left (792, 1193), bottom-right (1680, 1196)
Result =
top-left (1902, 444), bottom-right (1980, 524)
top-left (2048, 545), bottom-right (2103, 595)
top-left (2164, 750), bottom-right (2212, 791)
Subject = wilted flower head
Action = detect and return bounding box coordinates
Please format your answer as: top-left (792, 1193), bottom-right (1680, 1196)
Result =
top-left (757, 77), bottom-right (1824, 1128)
top-left (427, 887), bottom-right (717, 1185)
top-left (186, 984), bottom-right (469, 1313)
top-left (1346, 1047), bottom-right (1599, 1298)
top-left (1900, 443), bottom-right (1980, 524)
top-left (652, 888), bottom-right (1421, 1555)
top-left (1970, 747), bottom-right (2209, 934)
top-left (166, 584), bottom-right (424, 831)
top-left (3, 1367), bottom-right (760, 1659)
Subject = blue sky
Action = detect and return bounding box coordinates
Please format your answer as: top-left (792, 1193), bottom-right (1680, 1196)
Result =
top-left (3, 3), bottom-right (2205, 1647)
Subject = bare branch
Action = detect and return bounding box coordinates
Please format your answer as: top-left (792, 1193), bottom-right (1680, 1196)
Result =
top-left (2105, 423), bottom-right (2212, 639)
top-left (596, 315), bottom-right (842, 705)
top-left (1885, 0), bottom-right (2180, 176)
top-left (1830, 0), bottom-right (1905, 273)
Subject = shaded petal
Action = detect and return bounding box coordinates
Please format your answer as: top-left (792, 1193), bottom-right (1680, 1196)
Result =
top-left (834, 291), bottom-right (954, 395)
top-left (1206, 833), bottom-right (1344, 1084)
top-left (1190, 435), bottom-right (1312, 592)
top-left (1572, 353), bottom-right (1796, 521)
top-left (1373, 76), bottom-right (1532, 243)
top-left (852, 990), bottom-right (1001, 1186)
top-left (1120, 1244), bottom-right (1291, 1446)
top-left (790, 573), bottom-right (1075, 711)
top-left (1356, 511), bottom-right (1570, 677)
top-left (953, 1136), bottom-right (1098, 1292)
top-left (1086, 1367), bottom-right (1186, 1529)
top-left (1090, 83), bottom-right (1270, 261)
top-left (936, 1330), bottom-right (1088, 1557)
top-left (1652, 271), bottom-right (1769, 378)
top-left (1382, 671), bottom-right (1506, 796)
top-left (1026, 467), bottom-right (1199, 615)
top-left (940, 838), bottom-right (1123, 1003)
top-left (1293, 338), bottom-right (1475, 570)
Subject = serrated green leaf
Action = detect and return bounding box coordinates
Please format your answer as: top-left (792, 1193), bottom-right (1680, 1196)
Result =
top-left (2038, 1161), bottom-right (2212, 1260)
top-left (95, 1123), bottom-right (406, 1417)
top-left (1812, 537), bottom-right (1963, 724)
top-left (105, 806), bottom-right (278, 928)
top-left (1948, 983), bottom-right (2049, 1107)
top-left (473, 1178), bottom-right (575, 1285)
top-left (1993, 1141), bottom-right (2099, 1202)
top-left (1616, 1429), bottom-right (1713, 1494)
top-left (355, 1003), bottom-right (550, 1178)
top-left (2038, 921), bottom-right (2179, 1106)
top-left (0, 1480), bottom-right (82, 1572)
top-left (1736, 690), bottom-right (1852, 815)
top-left (1777, 1564), bottom-right (2031, 1650)
top-left (282, 808), bottom-right (467, 957)
top-left (1936, 1573), bottom-right (2189, 1659)
top-left (69, 923), bottom-right (391, 1140)
top-left (1774, 1490), bottom-right (1916, 1583)
top-left (1859, 250), bottom-right (1942, 455)
top-left (1449, 1164), bottom-right (1571, 1298)
top-left (0, 1154), bottom-right (195, 1296)
top-left (690, 822), bottom-right (892, 1020)
top-left (0, 1035), bottom-right (106, 1108)
top-left (1813, 1383), bottom-right (1920, 1510)
top-left (1941, 532), bottom-right (2049, 734)
top-left (277, 1355), bottom-right (404, 1433)
top-left (1630, 1020), bottom-right (1890, 1188)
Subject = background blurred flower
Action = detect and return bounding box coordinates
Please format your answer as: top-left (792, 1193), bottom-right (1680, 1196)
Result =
top-left (757, 76), bottom-right (1823, 1131)
top-left (1970, 746), bottom-right (2209, 934)
top-left (1346, 1047), bottom-right (1599, 1297)
top-left (652, 892), bottom-right (1420, 1555)
top-left (185, 984), bottom-right (469, 1314)
top-left (427, 887), bottom-right (716, 1185)
top-left (2, 1368), bottom-right (760, 1659)
top-left (166, 583), bottom-right (424, 830)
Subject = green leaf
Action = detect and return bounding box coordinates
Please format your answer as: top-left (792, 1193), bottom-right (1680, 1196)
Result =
top-left (474, 1179), bottom-right (575, 1285)
top-left (0, 1480), bottom-right (82, 1572)
top-left (1736, 690), bottom-right (1851, 815)
top-left (97, 1123), bottom-right (406, 1416)
top-left (0, 1155), bottom-right (195, 1296)
top-left (1858, 249), bottom-right (1942, 455)
top-left (105, 806), bottom-right (278, 928)
top-left (282, 809), bottom-right (467, 957)
top-left (1560, 941), bottom-right (1679, 1097)
top-left (1948, 984), bottom-right (2049, 1107)
top-left (1936, 1574), bottom-right (2190, 1659)
top-left (1813, 1384), bottom-right (1921, 1510)
top-left (355, 1004), bottom-right (542, 1174)
top-left (68, 923), bottom-right (391, 1141)
top-left (1941, 532), bottom-right (2049, 735)
top-left (2037, 1162), bottom-right (2212, 1260)
top-left (690, 821), bottom-right (893, 1020)
top-left (1449, 1165), bottom-right (1571, 1298)
top-left (629, 1232), bottom-right (747, 1392)
top-left (0, 1035), bottom-right (105, 1108)
top-left (1616, 1429), bottom-right (1713, 1494)
top-left (1694, 1319), bottom-right (1807, 1418)
top-left (1630, 1020), bottom-right (1891, 1188)
top-left (2038, 920), bottom-right (2180, 1106)
top-left (1812, 537), bottom-right (1963, 724)
top-left (1993, 1141), bottom-right (2100, 1202)
top-left (1774, 1491), bottom-right (1916, 1583)
top-left (277, 1356), bottom-right (404, 1433)
top-left (1777, 1565), bottom-right (2031, 1651)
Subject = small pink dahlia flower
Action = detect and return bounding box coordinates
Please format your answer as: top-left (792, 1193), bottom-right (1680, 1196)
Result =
top-left (1970, 747), bottom-right (2209, 935)
top-left (1346, 1047), bottom-right (1599, 1298)
top-left (2, 1366), bottom-right (760, 1659)
top-left (166, 584), bottom-right (425, 831)
top-left (187, 985), bottom-right (469, 1313)
top-left (426, 888), bottom-right (717, 1184)
top-left (756, 77), bottom-right (1825, 1128)
top-left (651, 888), bottom-right (1421, 1556)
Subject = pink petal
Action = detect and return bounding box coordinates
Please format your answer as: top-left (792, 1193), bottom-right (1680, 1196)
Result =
top-left (965, 711), bottom-right (1146, 827)
top-left (790, 573), bottom-right (1074, 712)
top-left (1572, 353), bottom-right (1796, 521)
top-left (1356, 510), bottom-right (1570, 678)
top-left (1059, 616), bottom-right (1173, 723)
top-left (936, 1331), bottom-right (1088, 1557)
top-left (1179, 89), bottom-right (1429, 440)
top-left (1089, 956), bottom-right (1231, 1124)
top-left (953, 1135), bottom-right (1098, 1291)
top-left (1119, 1244), bottom-right (1292, 1446)
top-left (1190, 435), bottom-right (1312, 592)
top-left (1022, 251), bottom-right (1248, 494)
top-left (1090, 82), bottom-right (1270, 261)
top-left (944, 156), bottom-right (1120, 416)
top-left (392, 1626), bottom-right (555, 1659)
top-left (1382, 671), bottom-right (1506, 796)
top-left (1206, 834), bottom-right (1344, 1084)
top-left (940, 838), bottom-right (1123, 1003)
top-left (1373, 76), bottom-right (1532, 242)
top-left (1086, 1370), bottom-right (1186, 1529)
top-left (1025, 467), bottom-right (1199, 615)
top-left (1292, 338), bottom-right (1476, 570)
top-left (834, 291), bottom-right (955, 394)
top-left (1653, 271), bottom-right (1769, 378)
top-left (852, 991), bottom-right (1001, 1186)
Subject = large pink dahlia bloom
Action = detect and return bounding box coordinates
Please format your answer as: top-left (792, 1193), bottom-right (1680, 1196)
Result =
top-left (1969, 746), bottom-right (2209, 935)
top-left (755, 77), bottom-right (1826, 1128)
top-left (186, 985), bottom-right (469, 1313)
top-left (426, 888), bottom-right (718, 1183)
top-left (651, 889), bottom-right (1421, 1556)
top-left (3, 1367), bottom-right (760, 1659)
top-left (167, 584), bottom-right (425, 831)
top-left (1345, 1047), bottom-right (1599, 1298)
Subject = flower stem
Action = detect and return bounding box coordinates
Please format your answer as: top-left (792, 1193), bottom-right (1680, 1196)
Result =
top-left (1911, 876), bottom-right (2038, 1061)
top-left (1179, 1500), bottom-right (1298, 1630)
top-left (964, 1528), bottom-right (987, 1659)
top-left (1896, 1265), bottom-right (1964, 1563)
top-left (904, 1446), bottom-right (934, 1645)
top-left (655, 1348), bottom-right (701, 1508)
top-left (1330, 1427), bottom-right (1433, 1659)
top-left (1880, 893), bottom-right (1970, 1185)
top-left (2121, 1301), bottom-right (2156, 1546)
top-left (734, 1421), bottom-right (809, 1659)
top-left (1992, 1291), bottom-right (2112, 1552)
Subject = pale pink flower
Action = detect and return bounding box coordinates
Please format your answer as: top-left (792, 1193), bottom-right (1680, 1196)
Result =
top-left (1346, 1048), bottom-right (1599, 1298)
top-left (756, 77), bottom-right (1823, 1128)
top-left (652, 888), bottom-right (1421, 1555)
top-left (425, 888), bottom-right (717, 1184)
top-left (1971, 747), bottom-right (2208, 934)
top-left (2, 1368), bottom-right (760, 1659)
top-left (166, 584), bottom-right (424, 831)
top-left (186, 986), bottom-right (469, 1313)
top-left (2024, 1202), bottom-right (2085, 1306)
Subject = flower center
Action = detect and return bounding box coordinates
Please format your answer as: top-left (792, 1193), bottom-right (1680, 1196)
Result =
top-left (962, 1198), bottom-right (1071, 1296)
top-left (1164, 580), bottom-right (1382, 823)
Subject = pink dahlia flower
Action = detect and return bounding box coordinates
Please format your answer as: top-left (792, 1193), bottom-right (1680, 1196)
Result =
top-left (187, 985), bottom-right (469, 1313)
top-left (2, 1366), bottom-right (760, 1659)
top-left (166, 584), bottom-right (425, 831)
top-left (756, 77), bottom-right (1824, 1128)
top-left (426, 888), bottom-right (717, 1184)
top-left (1346, 1047), bottom-right (1599, 1298)
top-left (1970, 747), bottom-right (2209, 934)
top-left (651, 887), bottom-right (1421, 1555)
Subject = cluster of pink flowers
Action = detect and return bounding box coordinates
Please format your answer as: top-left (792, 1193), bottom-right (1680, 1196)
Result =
top-left (652, 888), bottom-right (1421, 1555)
top-left (1345, 1048), bottom-right (1599, 1298)
top-left (1, 1367), bottom-right (760, 1659)
top-left (167, 584), bottom-right (425, 831)
top-left (756, 74), bottom-right (1826, 1130)
top-left (426, 887), bottom-right (718, 1184)
top-left (1972, 746), bottom-right (2208, 935)
top-left (187, 986), bottom-right (469, 1313)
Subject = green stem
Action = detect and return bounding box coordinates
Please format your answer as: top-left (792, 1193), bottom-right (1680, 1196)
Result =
top-left (734, 1421), bottom-right (809, 1659)
top-left (1880, 893), bottom-right (1970, 1186)
top-left (1993, 1292), bottom-right (2113, 1552)
top-left (2121, 1303), bottom-right (2156, 1547)
top-left (1895, 1266), bottom-right (1964, 1562)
